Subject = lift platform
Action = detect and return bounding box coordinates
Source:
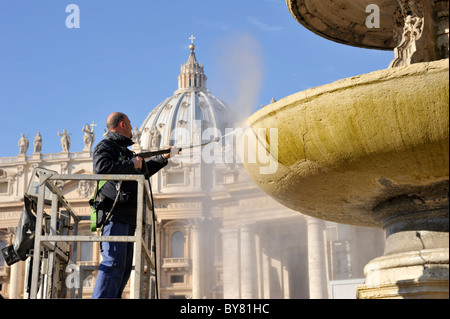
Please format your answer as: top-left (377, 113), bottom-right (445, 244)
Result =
top-left (17, 168), bottom-right (158, 299)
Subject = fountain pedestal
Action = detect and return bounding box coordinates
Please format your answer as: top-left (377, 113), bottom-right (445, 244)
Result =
top-left (239, 59), bottom-right (449, 298)
top-left (358, 181), bottom-right (449, 298)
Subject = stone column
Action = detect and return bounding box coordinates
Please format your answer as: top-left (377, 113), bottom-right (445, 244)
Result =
top-left (191, 221), bottom-right (203, 299)
top-left (282, 250), bottom-right (290, 299)
top-left (221, 227), bottom-right (240, 298)
top-left (261, 248), bottom-right (271, 299)
top-left (240, 224), bottom-right (256, 299)
top-left (9, 261), bottom-right (21, 299)
top-left (306, 217), bottom-right (328, 299)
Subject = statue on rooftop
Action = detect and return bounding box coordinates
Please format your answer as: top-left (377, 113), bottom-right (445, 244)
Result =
top-left (18, 134), bottom-right (29, 155)
top-left (58, 129), bottom-right (71, 153)
top-left (83, 123), bottom-right (96, 152)
top-left (33, 132), bottom-right (42, 154)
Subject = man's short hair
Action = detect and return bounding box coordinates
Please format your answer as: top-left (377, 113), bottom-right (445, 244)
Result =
top-left (107, 112), bottom-right (126, 130)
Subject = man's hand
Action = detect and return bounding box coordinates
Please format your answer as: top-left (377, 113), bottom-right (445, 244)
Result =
top-left (165, 147), bottom-right (182, 159)
top-left (132, 156), bottom-right (143, 170)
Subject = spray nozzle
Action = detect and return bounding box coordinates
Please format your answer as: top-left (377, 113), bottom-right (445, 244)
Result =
top-left (170, 147), bottom-right (182, 157)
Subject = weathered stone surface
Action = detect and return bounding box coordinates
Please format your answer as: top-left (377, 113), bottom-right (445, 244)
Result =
top-left (287, 0), bottom-right (449, 65)
top-left (357, 248), bottom-right (449, 299)
top-left (287, 0), bottom-right (400, 50)
top-left (239, 59), bottom-right (449, 228)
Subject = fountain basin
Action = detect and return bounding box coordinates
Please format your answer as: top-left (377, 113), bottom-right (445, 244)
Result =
top-left (287, 0), bottom-right (400, 50)
top-left (287, 0), bottom-right (449, 64)
top-left (240, 59), bottom-right (449, 228)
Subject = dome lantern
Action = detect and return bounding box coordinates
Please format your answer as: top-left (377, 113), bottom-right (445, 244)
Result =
top-left (177, 35), bottom-right (207, 92)
top-left (139, 37), bottom-right (236, 151)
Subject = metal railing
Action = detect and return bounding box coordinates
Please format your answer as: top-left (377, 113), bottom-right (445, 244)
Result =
top-left (28, 169), bottom-right (158, 299)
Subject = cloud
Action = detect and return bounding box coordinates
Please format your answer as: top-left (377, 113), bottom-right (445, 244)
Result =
top-left (211, 32), bottom-right (265, 119)
top-left (247, 16), bottom-right (284, 33)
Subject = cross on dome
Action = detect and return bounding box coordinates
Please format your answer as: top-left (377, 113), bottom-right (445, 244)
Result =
top-left (189, 35), bottom-right (196, 51)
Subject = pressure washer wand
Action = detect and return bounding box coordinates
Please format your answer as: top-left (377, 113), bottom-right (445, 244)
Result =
top-left (136, 137), bottom-right (221, 159)
top-left (185, 137), bottom-right (221, 149)
top-left (136, 149), bottom-right (172, 158)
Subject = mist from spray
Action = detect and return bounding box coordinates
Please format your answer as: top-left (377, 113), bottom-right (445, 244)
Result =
top-left (210, 32), bottom-right (264, 123)
top-left (161, 32), bottom-right (385, 300)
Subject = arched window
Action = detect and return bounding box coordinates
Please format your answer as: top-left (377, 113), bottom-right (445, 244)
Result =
top-left (171, 232), bottom-right (185, 258)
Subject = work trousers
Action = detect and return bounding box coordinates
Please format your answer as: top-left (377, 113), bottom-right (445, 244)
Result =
top-left (92, 221), bottom-right (136, 299)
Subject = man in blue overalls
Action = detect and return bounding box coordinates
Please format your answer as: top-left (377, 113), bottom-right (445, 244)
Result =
top-left (92, 112), bottom-right (170, 299)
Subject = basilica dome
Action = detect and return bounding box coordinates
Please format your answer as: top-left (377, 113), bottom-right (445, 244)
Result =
top-left (139, 41), bottom-right (236, 151)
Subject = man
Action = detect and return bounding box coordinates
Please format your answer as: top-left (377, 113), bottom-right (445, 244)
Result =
top-left (92, 112), bottom-right (170, 299)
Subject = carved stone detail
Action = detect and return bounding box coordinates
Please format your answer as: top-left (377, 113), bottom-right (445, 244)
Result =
top-left (390, 0), bottom-right (425, 67)
top-left (77, 180), bottom-right (95, 198)
top-left (390, 0), bottom-right (449, 68)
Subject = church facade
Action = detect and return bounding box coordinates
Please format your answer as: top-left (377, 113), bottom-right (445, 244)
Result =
top-left (0, 41), bottom-right (385, 299)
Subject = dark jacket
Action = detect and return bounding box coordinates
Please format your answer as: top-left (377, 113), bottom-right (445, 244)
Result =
top-left (93, 132), bottom-right (168, 225)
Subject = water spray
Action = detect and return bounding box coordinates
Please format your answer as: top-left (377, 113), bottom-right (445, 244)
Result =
top-left (136, 125), bottom-right (251, 159)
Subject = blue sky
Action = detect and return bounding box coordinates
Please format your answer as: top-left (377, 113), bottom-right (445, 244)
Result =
top-left (0, 0), bottom-right (393, 157)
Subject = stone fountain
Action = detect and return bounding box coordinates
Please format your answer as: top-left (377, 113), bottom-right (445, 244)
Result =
top-left (239, 0), bottom-right (449, 298)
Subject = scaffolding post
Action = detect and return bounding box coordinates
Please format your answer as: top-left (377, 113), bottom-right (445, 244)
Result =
top-left (28, 171), bottom-right (158, 299)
